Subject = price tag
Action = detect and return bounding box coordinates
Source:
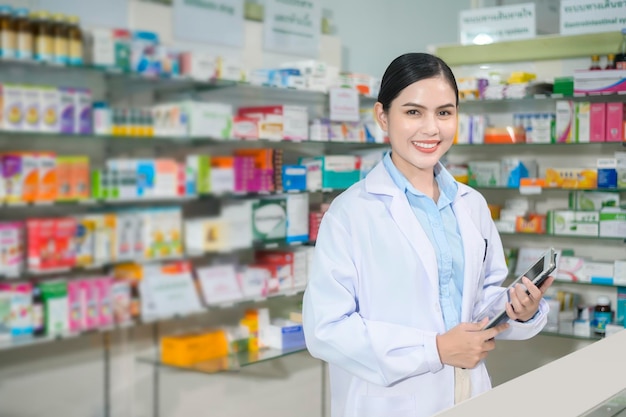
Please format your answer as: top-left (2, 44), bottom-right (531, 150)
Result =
top-left (519, 185), bottom-right (542, 195)
top-left (329, 88), bottom-right (359, 122)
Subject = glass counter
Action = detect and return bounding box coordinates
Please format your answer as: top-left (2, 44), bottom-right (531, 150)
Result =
top-left (137, 346), bottom-right (308, 375)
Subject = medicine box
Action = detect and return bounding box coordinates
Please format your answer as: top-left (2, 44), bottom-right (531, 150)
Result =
top-left (606, 102), bottom-right (625, 142)
top-left (574, 69), bottom-right (626, 95)
top-left (263, 319), bottom-right (305, 350)
top-left (568, 191), bottom-right (619, 211)
top-left (547, 210), bottom-right (599, 237)
top-left (252, 197), bottom-right (287, 244)
top-left (161, 329), bottom-right (229, 366)
top-left (599, 208), bottom-right (626, 238)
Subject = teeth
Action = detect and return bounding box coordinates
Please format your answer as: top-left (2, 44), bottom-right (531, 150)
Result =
top-left (412, 142), bottom-right (437, 149)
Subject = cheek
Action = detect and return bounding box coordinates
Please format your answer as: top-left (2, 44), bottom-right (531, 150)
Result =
top-left (441, 119), bottom-right (458, 139)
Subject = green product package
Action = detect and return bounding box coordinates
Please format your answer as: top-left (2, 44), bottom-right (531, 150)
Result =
top-left (39, 280), bottom-right (69, 337)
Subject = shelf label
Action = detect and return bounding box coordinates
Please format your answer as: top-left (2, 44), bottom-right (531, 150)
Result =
top-left (459, 3), bottom-right (536, 45)
top-left (560, 0), bottom-right (626, 35)
top-left (263, 0), bottom-right (321, 58)
top-left (196, 264), bottom-right (243, 306)
top-left (139, 272), bottom-right (203, 321)
top-left (173, 0), bottom-right (245, 47)
top-left (329, 88), bottom-right (359, 122)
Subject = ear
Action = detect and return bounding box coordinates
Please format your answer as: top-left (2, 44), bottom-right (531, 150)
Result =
top-left (373, 102), bottom-right (388, 132)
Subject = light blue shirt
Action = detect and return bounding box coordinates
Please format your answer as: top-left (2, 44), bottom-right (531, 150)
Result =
top-left (383, 152), bottom-right (465, 330)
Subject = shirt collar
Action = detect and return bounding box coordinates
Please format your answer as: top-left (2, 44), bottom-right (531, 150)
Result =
top-left (382, 151), bottom-right (458, 203)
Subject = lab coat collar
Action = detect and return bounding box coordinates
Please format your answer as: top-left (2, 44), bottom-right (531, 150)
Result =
top-left (365, 160), bottom-right (470, 199)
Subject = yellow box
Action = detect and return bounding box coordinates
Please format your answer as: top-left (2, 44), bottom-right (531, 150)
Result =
top-left (161, 330), bottom-right (229, 367)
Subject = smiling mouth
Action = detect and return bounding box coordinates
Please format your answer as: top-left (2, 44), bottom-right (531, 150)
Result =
top-left (411, 141), bottom-right (440, 149)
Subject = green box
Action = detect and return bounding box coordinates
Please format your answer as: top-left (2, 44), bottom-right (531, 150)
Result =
top-left (252, 197), bottom-right (287, 244)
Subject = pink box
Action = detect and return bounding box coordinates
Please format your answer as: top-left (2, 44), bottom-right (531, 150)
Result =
top-left (94, 277), bottom-right (113, 327)
top-left (67, 280), bottom-right (83, 332)
top-left (80, 279), bottom-right (99, 330)
top-left (606, 102), bottom-right (625, 142)
top-left (590, 103), bottom-right (606, 142)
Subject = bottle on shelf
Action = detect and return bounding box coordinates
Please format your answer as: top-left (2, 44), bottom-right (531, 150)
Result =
top-left (66, 15), bottom-right (82, 66)
top-left (32, 10), bottom-right (53, 63)
top-left (51, 13), bottom-right (68, 66)
top-left (589, 54), bottom-right (601, 70)
top-left (14, 7), bottom-right (32, 60)
top-left (616, 28), bottom-right (626, 70)
top-left (0, 5), bottom-right (14, 59)
top-left (593, 295), bottom-right (612, 336)
top-left (605, 53), bottom-right (616, 70)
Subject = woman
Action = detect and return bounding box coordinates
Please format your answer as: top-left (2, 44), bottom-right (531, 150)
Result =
top-left (302, 53), bottom-right (554, 417)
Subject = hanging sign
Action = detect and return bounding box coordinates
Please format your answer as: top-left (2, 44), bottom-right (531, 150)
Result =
top-left (37, 0), bottom-right (129, 28)
top-left (264, 0), bottom-right (321, 58)
top-left (459, 3), bottom-right (536, 45)
top-left (173, 0), bottom-right (244, 47)
top-left (560, 0), bottom-right (626, 35)
top-left (329, 88), bottom-right (359, 122)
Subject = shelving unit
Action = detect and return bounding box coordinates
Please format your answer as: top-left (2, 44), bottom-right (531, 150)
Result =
top-left (0, 52), bottom-right (389, 417)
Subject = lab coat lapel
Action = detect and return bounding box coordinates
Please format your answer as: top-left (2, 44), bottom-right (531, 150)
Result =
top-left (453, 194), bottom-right (487, 322)
top-left (365, 162), bottom-right (438, 290)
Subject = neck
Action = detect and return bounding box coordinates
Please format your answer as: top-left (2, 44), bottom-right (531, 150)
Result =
top-left (410, 173), bottom-right (439, 202)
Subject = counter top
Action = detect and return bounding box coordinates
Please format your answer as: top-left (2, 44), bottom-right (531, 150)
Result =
top-left (435, 330), bottom-right (626, 417)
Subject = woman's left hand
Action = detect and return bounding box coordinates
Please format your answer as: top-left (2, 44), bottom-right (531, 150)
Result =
top-left (505, 276), bottom-right (555, 323)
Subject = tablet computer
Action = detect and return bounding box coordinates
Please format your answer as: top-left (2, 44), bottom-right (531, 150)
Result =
top-left (475, 247), bottom-right (557, 330)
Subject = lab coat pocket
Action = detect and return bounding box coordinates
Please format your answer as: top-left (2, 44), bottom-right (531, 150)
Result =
top-left (355, 395), bottom-right (415, 417)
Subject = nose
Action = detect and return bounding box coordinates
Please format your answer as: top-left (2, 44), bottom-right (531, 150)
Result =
top-left (421, 112), bottom-right (439, 137)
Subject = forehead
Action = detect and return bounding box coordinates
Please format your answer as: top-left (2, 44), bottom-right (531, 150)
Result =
top-left (394, 77), bottom-right (457, 102)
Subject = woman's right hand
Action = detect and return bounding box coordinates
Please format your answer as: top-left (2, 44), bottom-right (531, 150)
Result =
top-left (435, 318), bottom-right (509, 369)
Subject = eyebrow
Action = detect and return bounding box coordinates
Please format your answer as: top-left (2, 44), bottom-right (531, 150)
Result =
top-left (401, 102), bottom-right (456, 109)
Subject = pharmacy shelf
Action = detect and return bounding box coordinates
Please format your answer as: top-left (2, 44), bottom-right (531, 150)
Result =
top-left (0, 129), bottom-right (389, 151)
top-left (551, 279), bottom-right (626, 289)
top-left (0, 288), bottom-right (308, 352)
top-left (434, 32), bottom-right (624, 66)
top-left (0, 241), bottom-right (315, 280)
top-left (136, 346), bottom-right (308, 375)
top-left (476, 186), bottom-right (626, 192)
top-left (498, 232), bottom-right (626, 244)
top-left (0, 59), bottom-right (377, 104)
top-left (460, 92), bottom-right (626, 107)
top-left (452, 142), bottom-right (626, 149)
top-left (0, 321), bottom-right (134, 352)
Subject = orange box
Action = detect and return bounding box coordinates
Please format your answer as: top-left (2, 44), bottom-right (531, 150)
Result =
top-left (545, 168), bottom-right (597, 189)
top-left (520, 178), bottom-right (546, 188)
top-left (484, 126), bottom-right (526, 144)
top-left (515, 214), bottom-right (546, 234)
top-left (36, 152), bottom-right (57, 202)
top-left (161, 330), bottom-right (229, 367)
top-left (71, 156), bottom-right (90, 200)
top-left (211, 156), bottom-right (234, 168)
top-left (234, 149), bottom-right (274, 170)
top-left (21, 152), bottom-right (38, 203)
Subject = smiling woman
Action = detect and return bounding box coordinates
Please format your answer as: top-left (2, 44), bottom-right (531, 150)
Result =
top-left (302, 52), bottom-right (554, 417)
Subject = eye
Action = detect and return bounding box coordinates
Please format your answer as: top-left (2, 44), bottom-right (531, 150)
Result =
top-left (439, 110), bottom-right (454, 117)
top-left (406, 109), bottom-right (420, 116)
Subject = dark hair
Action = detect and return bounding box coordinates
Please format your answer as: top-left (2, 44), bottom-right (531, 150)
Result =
top-left (377, 53), bottom-right (459, 111)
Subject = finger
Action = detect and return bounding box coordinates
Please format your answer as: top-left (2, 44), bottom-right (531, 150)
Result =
top-left (513, 285), bottom-right (532, 310)
top-left (485, 321), bottom-right (509, 339)
top-left (522, 277), bottom-right (541, 300)
top-left (539, 276), bottom-right (555, 294)
top-left (505, 301), bottom-right (519, 320)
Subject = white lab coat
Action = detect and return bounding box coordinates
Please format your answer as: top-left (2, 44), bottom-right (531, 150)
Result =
top-left (302, 161), bottom-right (548, 417)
